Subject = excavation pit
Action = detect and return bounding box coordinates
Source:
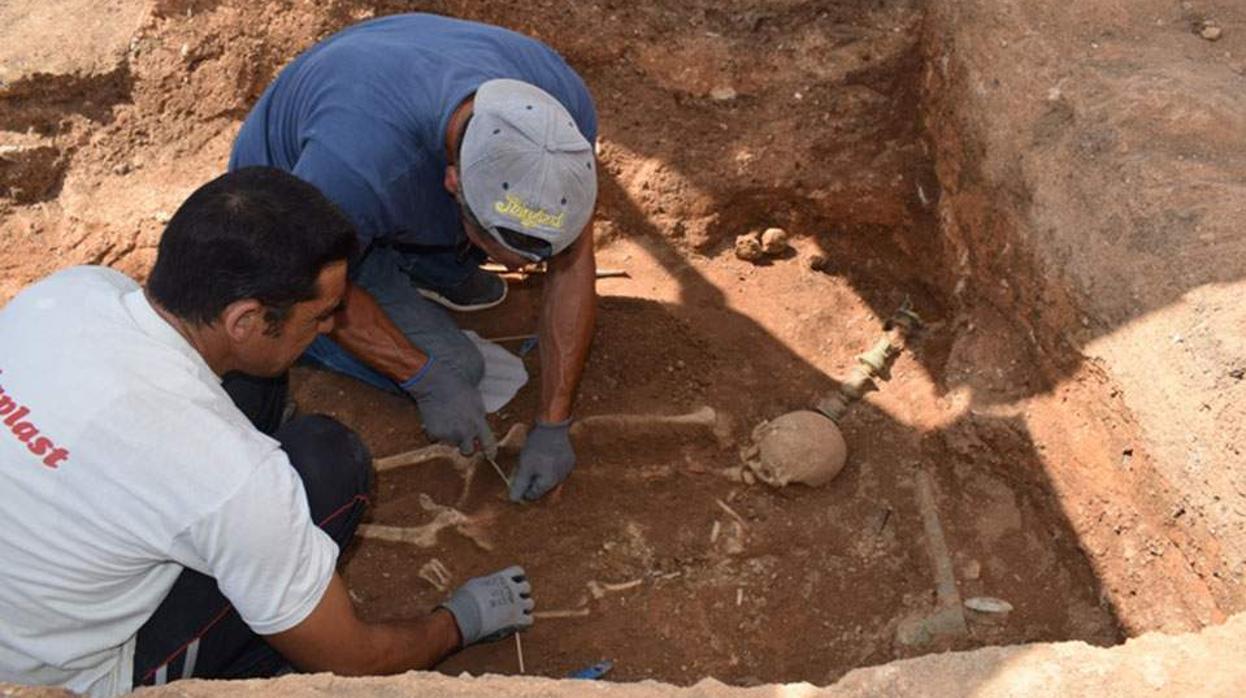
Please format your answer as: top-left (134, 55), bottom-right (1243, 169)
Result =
top-left (2, 0), bottom-right (1243, 694)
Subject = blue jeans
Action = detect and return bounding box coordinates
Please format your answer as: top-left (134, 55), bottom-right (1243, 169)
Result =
top-left (303, 245), bottom-right (486, 392)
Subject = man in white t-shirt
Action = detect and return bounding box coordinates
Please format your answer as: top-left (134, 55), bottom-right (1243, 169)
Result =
top-left (0, 168), bottom-right (535, 697)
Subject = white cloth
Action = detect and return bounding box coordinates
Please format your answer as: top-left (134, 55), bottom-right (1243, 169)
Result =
top-left (0, 267), bottom-right (337, 697)
top-left (462, 331), bottom-right (529, 414)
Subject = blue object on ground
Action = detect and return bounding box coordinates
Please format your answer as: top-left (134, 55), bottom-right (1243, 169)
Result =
top-left (566, 660), bottom-right (614, 680)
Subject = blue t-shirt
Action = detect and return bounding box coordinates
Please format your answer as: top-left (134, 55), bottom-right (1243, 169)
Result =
top-left (229, 14), bottom-right (597, 249)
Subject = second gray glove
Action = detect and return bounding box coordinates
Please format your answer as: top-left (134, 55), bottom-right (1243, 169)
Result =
top-left (403, 357), bottom-right (497, 457)
top-left (440, 565), bottom-right (534, 646)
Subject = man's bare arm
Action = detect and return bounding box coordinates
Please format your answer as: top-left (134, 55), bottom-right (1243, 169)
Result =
top-left (330, 281), bottom-right (428, 384)
top-left (537, 220), bottom-right (597, 423)
top-left (265, 573), bottom-right (460, 675)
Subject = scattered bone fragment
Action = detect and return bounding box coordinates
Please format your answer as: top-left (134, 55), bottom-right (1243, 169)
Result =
top-left (734, 233), bottom-right (764, 261)
top-left (717, 465), bottom-right (755, 485)
top-left (760, 227), bottom-right (789, 255)
top-left (964, 596), bottom-right (1014, 614)
top-left (587, 579), bottom-right (644, 600)
top-left (714, 497), bottom-right (748, 529)
top-left (418, 558), bottom-right (452, 592)
top-left (722, 521), bottom-right (747, 556)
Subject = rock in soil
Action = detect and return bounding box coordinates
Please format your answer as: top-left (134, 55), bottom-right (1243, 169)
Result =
top-left (761, 227), bottom-right (789, 255)
top-left (734, 233), bottom-right (764, 261)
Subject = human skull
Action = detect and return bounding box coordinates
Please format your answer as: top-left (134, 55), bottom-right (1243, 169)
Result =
top-left (745, 410), bottom-right (847, 487)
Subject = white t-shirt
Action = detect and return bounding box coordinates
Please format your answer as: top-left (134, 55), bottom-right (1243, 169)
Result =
top-left (0, 267), bottom-right (337, 697)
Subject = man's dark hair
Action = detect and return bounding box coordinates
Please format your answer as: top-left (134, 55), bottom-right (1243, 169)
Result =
top-left (147, 167), bottom-right (356, 332)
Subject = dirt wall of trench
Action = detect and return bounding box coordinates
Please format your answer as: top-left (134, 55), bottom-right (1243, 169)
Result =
top-left (917, 0), bottom-right (1246, 630)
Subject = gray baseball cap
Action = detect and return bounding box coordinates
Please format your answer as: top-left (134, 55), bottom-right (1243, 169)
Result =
top-left (459, 79), bottom-right (597, 261)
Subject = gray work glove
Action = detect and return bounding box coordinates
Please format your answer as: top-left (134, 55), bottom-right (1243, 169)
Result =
top-left (403, 358), bottom-right (497, 457)
top-left (440, 565), bottom-right (534, 646)
top-left (509, 419), bottom-right (575, 502)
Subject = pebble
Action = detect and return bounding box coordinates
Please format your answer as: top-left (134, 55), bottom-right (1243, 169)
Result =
top-left (733, 233), bottom-right (764, 262)
top-left (710, 86), bottom-right (738, 101)
top-left (760, 227), bottom-right (789, 255)
top-left (962, 559), bottom-right (982, 580)
top-left (1201, 25), bottom-right (1223, 42)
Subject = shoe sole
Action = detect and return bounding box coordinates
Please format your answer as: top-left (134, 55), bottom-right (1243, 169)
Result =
top-left (417, 282), bottom-right (508, 312)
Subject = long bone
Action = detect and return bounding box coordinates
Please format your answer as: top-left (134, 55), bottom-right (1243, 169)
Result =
top-left (373, 424), bottom-right (528, 472)
top-left (356, 494), bottom-right (493, 550)
top-left (572, 405), bottom-right (732, 448)
top-left (372, 425), bottom-right (528, 506)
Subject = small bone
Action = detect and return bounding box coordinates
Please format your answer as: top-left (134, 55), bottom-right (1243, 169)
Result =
top-left (723, 521), bottom-right (746, 556)
top-left (418, 558), bottom-right (452, 591)
top-left (587, 578), bottom-right (643, 600)
top-left (534, 608), bottom-right (591, 619)
top-left (573, 406), bottom-right (732, 447)
top-left (715, 498), bottom-right (748, 529)
top-left (717, 465), bottom-right (755, 485)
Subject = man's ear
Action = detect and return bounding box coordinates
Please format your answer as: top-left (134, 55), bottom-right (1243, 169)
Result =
top-left (444, 164), bottom-right (460, 196)
top-left (220, 299), bottom-right (266, 343)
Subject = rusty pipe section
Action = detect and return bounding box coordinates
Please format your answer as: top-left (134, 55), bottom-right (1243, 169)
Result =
top-left (815, 299), bottom-right (923, 423)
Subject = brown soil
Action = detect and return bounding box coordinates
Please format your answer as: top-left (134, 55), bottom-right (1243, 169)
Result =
top-left (16, 0), bottom-right (1226, 689)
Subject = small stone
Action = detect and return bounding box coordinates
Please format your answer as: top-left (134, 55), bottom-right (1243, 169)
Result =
top-left (963, 559), bottom-right (982, 580)
top-left (710, 86), bottom-right (738, 101)
top-left (1201, 25), bottom-right (1223, 41)
top-left (734, 233), bottom-right (764, 262)
top-left (760, 227), bottom-right (789, 255)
